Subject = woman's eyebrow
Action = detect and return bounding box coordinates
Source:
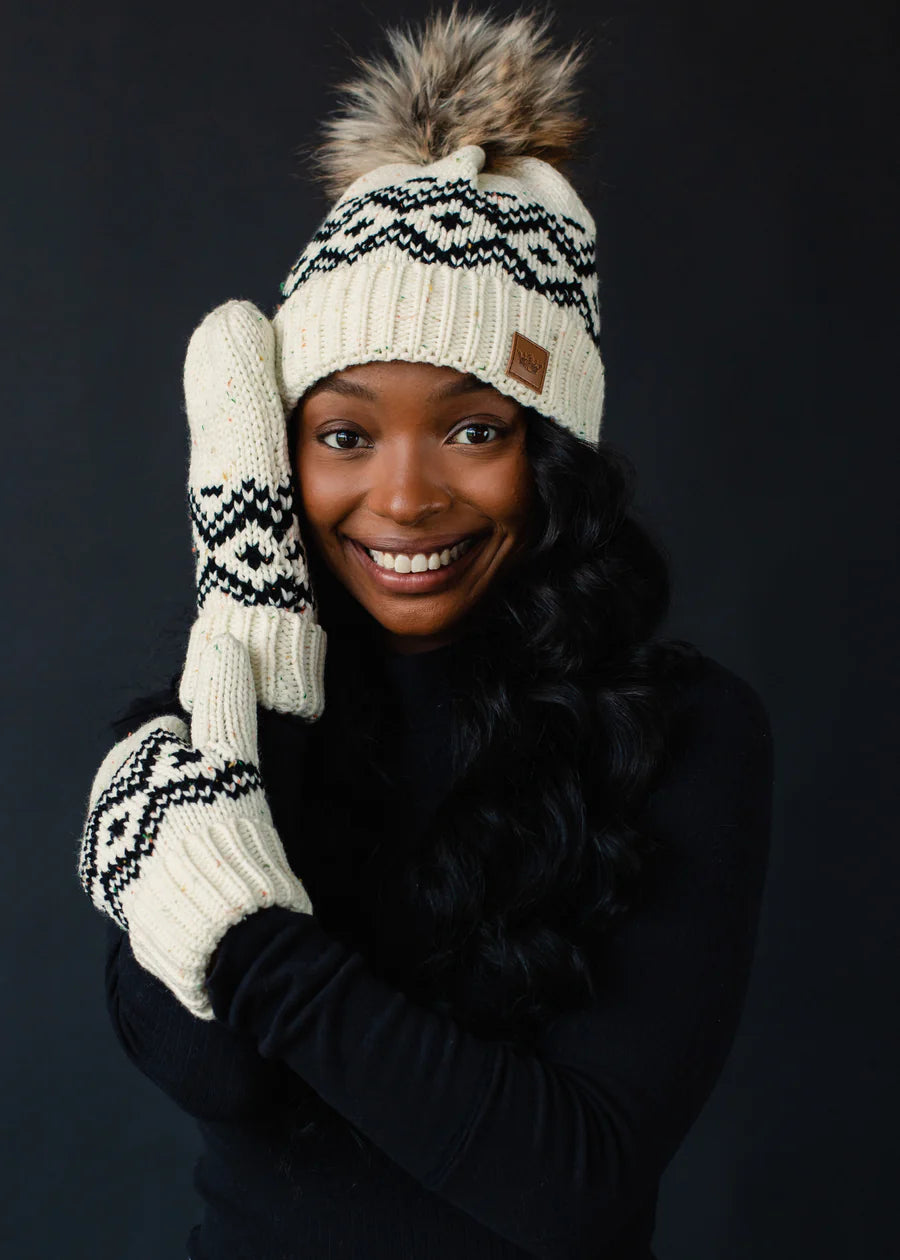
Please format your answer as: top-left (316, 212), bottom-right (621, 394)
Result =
top-left (303, 372), bottom-right (494, 404)
top-left (304, 377), bottom-right (378, 402)
top-left (425, 373), bottom-right (494, 401)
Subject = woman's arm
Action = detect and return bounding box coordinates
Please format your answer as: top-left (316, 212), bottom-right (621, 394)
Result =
top-left (206, 660), bottom-right (775, 1260)
top-left (104, 915), bottom-right (292, 1123)
top-left (99, 678), bottom-right (298, 1121)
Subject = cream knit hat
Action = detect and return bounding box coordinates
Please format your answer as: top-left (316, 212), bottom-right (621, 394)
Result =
top-left (271, 7), bottom-right (605, 446)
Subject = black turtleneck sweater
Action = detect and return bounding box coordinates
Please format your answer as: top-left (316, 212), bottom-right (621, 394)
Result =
top-left (101, 644), bottom-right (773, 1260)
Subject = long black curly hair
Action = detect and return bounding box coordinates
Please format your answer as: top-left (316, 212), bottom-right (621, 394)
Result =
top-left (284, 400), bottom-right (705, 1054)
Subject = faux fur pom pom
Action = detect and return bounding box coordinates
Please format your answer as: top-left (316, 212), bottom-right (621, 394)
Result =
top-left (310, 3), bottom-right (591, 201)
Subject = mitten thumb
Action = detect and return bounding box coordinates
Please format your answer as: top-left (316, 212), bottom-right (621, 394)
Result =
top-left (191, 632), bottom-right (259, 765)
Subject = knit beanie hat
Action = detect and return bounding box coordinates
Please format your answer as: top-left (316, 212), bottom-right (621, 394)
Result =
top-left (272, 5), bottom-right (605, 446)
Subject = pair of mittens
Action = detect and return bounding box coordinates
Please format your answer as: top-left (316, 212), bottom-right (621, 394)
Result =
top-left (78, 299), bottom-right (324, 1018)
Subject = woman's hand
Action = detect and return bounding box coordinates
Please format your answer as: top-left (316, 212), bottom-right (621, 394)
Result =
top-left (78, 633), bottom-right (312, 1021)
top-left (180, 298), bottom-right (326, 720)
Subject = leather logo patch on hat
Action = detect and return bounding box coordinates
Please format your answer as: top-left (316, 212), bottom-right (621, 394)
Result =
top-left (506, 331), bottom-right (549, 394)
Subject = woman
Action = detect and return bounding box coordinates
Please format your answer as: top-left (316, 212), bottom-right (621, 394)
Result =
top-left (78, 7), bottom-right (774, 1259)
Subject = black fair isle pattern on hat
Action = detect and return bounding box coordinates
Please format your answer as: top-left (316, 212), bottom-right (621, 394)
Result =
top-left (279, 176), bottom-right (601, 350)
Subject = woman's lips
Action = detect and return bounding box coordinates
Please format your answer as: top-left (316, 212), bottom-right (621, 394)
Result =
top-left (346, 534), bottom-right (488, 593)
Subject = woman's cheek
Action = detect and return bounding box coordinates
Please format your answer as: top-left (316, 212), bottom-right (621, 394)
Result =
top-left (297, 453), bottom-right (357, 517)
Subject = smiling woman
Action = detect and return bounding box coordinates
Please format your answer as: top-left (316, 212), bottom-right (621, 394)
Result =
top-left (79, 7), bottom-right (774, 1260)
top-left (290, 360), bottom-right (535, 653)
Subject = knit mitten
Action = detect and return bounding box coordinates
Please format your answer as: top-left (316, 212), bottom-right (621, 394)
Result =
top-left (78, 633), bottom-right (312, 1020)
top-left (180, 298), bottom-right (326, 720)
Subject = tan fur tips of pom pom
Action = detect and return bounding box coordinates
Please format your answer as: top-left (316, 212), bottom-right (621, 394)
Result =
top-left (309, 3), bottom-right (592, 201)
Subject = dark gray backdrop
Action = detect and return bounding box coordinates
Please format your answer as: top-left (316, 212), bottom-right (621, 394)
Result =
top-left (3, 1), bottom-right (897, 1256)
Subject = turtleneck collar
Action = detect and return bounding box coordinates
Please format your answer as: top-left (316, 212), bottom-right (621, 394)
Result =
top-left (380, 637), bottom-right (458, 730)
top-left (383, 637), bottom-right (457, 667)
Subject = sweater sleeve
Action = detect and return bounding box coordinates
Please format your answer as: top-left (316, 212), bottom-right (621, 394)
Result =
top-left (205, 662), bottom-right (775, 1260)
top-left (103, 915), bottom-right (294, 1122)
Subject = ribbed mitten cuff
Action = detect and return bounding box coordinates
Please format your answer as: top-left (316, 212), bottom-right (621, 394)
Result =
top-left (179, 589), bottom-right (327, 720)
top-left (125, 815), bottom-right (313, 1021)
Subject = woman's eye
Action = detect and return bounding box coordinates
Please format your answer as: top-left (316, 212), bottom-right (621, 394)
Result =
top-left (320, 429), bottom-right (368, 451)
top-left (318, 422), bottom-right (502, 450)
top-left (451, 422), bottom-right (500, 446)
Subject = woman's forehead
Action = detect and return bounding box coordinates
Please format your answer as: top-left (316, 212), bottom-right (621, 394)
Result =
top-left (302, 361), bottom-right (516, 406)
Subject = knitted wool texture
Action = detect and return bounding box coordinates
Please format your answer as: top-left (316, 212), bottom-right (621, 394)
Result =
top-left (180, 300), bottom-right (327, 720)
top-left (78, 633), bottom-right (313, 1020)
top-left (273, 144), bottom-right (605, 445)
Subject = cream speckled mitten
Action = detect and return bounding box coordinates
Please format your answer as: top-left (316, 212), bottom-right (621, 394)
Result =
top-left (78, 633), bottom-right (312, 1020)
top-left (180, 298), bottom-right (326, 720)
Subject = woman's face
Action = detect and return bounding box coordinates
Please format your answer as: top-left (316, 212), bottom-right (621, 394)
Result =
top-left (293, 359), bottom-right (534, 654)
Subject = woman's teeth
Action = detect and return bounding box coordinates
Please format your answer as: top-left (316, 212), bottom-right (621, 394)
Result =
top-left (364, 537), bottom-right (476, 573)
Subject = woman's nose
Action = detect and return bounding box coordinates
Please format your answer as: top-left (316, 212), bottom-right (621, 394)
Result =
top-left (365, 445), bottom-right (452, 523)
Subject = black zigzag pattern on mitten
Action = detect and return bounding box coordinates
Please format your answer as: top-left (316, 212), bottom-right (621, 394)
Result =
top-left (194, 555), bottom-right (313, 611)
top-left (80, 726), bottom-right (265, 930)
top-left (280, 176), bottom-right (601, 348)
top-left (190, 478), bottom-right (297, 549)
top-left (189, 477), bottom-right (314, 611)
